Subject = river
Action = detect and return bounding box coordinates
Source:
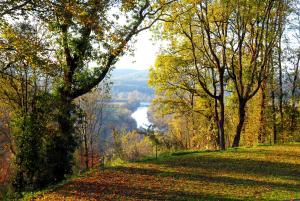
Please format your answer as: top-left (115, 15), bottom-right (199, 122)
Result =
top-left (131, 102), bottom-right (151, 129)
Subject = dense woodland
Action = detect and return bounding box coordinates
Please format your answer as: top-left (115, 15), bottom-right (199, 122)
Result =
top-left (149, 0), bottom-right (300, 150)
top-left (0, 0), bottom-right (299, 200)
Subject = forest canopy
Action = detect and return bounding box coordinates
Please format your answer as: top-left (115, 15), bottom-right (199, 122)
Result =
top-left (149, 0), bottom-right (299, 149)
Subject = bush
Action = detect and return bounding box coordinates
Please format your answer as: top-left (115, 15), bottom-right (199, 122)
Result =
top-left (11, 93), bottom-right (78, 192)
top-left (111, 130), bottom-right (153, 161)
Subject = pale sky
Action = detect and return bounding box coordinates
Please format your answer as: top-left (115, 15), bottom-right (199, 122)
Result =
top-left (115, 30), bottom-right (160, 70)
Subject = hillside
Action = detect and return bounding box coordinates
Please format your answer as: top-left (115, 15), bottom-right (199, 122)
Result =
top-left (111, 69), bottom-right (154, 95)
top-left (30, 144), bottom-right (300, 201)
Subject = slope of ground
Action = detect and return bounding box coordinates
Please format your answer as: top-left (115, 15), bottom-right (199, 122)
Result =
top-left (31, 144), bottom-right (300, 201)
top-left (111, 69), bottom-right (153, 95)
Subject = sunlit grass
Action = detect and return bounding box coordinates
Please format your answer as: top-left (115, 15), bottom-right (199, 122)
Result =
top-left (31, 143), bottom-right (300, 201)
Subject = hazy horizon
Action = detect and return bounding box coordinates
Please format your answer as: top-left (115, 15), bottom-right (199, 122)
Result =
top-left (114, 30), bottom-right (159, 70)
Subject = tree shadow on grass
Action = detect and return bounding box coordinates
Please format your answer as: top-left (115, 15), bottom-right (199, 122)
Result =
top-left (111, 166), bottom-right (300, 193)
top-left (36, 146), bottom-right (300, 201)
top-left (226, 148), bottom-right (300, 160)
top-left (52, 180), bottom-right (243, 201)
top-left (143, 154), bottom-right (300, 181)
top-left (37, 156), bottom-right (300, 201)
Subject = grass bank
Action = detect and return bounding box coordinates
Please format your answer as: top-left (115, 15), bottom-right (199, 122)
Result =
top-left (28, 144), bottom-right (300, 200)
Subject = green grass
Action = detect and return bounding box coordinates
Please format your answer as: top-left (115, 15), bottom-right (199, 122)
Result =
top-left (127, 144), bottom-right (300, 200)
top-left (31, 144), bottom-right (300, 201)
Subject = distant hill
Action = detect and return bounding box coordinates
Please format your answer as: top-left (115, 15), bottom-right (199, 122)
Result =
top-left (112, 69), bottom-right (149, 81)
top-left (111, 68), bottom-right (154, 96)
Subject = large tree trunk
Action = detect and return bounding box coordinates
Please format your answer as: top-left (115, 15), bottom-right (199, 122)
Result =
top-left (232, 100), bottom-right (246, 147)
top-left (55, 95), bottom-right (77, 181)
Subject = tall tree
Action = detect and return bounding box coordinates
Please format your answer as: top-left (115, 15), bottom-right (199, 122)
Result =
top-left (153, 0), bottom-right (233, 149)
top-left (0, 21), bottom-right (62, 190)
top-left (229, 0), bottom-right (281, 147)
top-left (156, 0), bottom-right (283, 148)
top-left (1, 0), bottom-right (174, 187)
top-left (77, 80), bottom-right (111, 169)
top-left (278, 13), bottom-right (285, 135)
top-left (149, 55), bottom-right (217, 149)
top-left (270, 52), bottom-right (278, 143)
top-left (286, 0), bottom-right (300, 131)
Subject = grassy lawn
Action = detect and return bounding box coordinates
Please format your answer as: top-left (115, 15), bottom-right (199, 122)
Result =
top-left (31, 144), bottom-right (300, 201)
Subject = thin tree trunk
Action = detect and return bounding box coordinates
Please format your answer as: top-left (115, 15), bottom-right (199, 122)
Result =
top-left (80, 140), bottom-right (83, 168)
top-left (258, 80), bottom-right (267, 143)
top-left (290, 55), bottom-right (299, 129)
top-left (278, 37), bottom-right (284, 135)
top-left (213, 72), bottom-right (225, 150)
top-left (214, 95), bottom-right (220, 148)
top-left (155, 144), bottom-right (158, 159)
top-left (186, 118), bottom-right (189, 149)
top-left (190, 92), bottom-right (195, 149)
top-left (232, 101), bottom-right (246, 147)
top-left (271, 89), bottom-right (277, 143)
top-left (219, 97), bottom-right (226, 150)
top-left (24, 68), bottom-right (28, 114)
top-left (271, 57), bottom-right (277, 144)
top-left (83, 126), bottom-right (89, 170)
top-left (90, 137), bottom-right (94, 168)
top-left (218, 72), bottom-right (226, 150)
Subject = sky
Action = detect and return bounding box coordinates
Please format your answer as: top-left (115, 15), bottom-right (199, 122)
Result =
top-left (114, 30), bottom-right (160, 70)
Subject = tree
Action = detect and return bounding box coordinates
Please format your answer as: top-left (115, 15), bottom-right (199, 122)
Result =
top-left (0, 103), bottom-right (14, 189)
top-left (150, 0), bottom-right (233, 149)
top-left (0, 21), bottom-right (66, 191)
top-left (270, 52), bottom-right (278, 143)
top-left (286, 1), bottom-right (300, 132)
top-left (149, 55), bottom-right (219, 149)
top-left (150, 0), bottom-right (286, 148)
top-left (0, 0), bottom-right (174, 186)
top-left (77, 80), bottom-right (111, 170)
top-left (0, 0), bottom-right (33, 17)
top-left (32, 0), bottom-right (172, 179)
top-left (228, 0), bottom-right (282, 147)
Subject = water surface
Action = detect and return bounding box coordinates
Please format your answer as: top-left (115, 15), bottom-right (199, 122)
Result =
top-left (131, 104), bottom-right (151, 129)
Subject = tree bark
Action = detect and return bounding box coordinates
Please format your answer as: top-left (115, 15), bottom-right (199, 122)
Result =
top-left (232, 100), bottom-right (246, 147)
top-left (290, 55), bottom-right (299, 130)
top-left (56, 96), bottom-right (76, 180)
top-left (214, 98), bottom-right (220, 148)
top-left (90, 137), bottom-right (94, 168)
top-left (278, 36), bottom-right (284, 135)
top-left (271, 88), bottom-right (277, 144)
top-left (218, 72), bottom-right (226, 150)
top-left (270, 56), bottom-right (277, 144)
top-left (219, 96), bottom-right (226, 150)
top-left (83, 126), bottom-right (89, 170)
top-left (258, 80), bottom-right (267, 143)
top-left (213, 71), bottom-right (226, 150)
